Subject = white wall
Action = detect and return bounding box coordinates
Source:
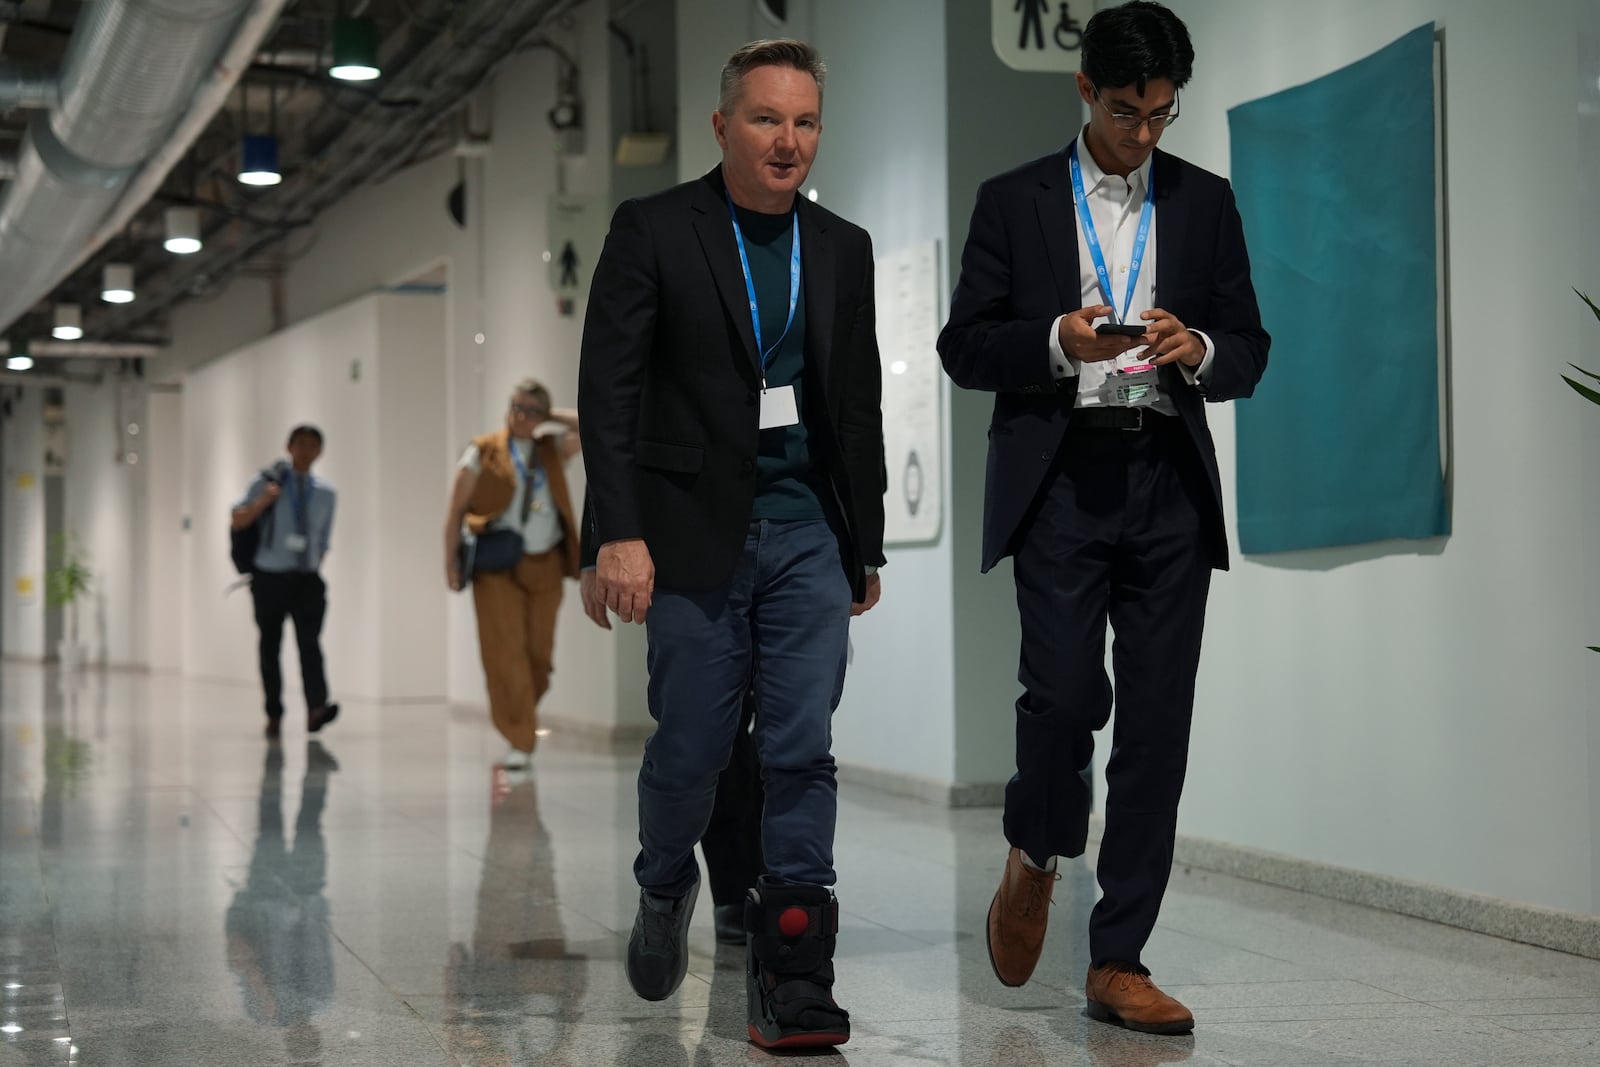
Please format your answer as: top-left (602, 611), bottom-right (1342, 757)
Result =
top-left (376, 294), bottom-right (450, 701)
top-left (62, 379), bottom-right (149, 667)
top-left (1580, 0), bottom-right (1600, 912)
top-left (609, 0), bottom-right (680, 206)
top-left (1, 388), bottom-right (45, 659)
top-left (1146, 0), bottom-right (1596, 913)
top-left (145, 389), bottom-right (183, 673)
top-left (805, 0), bottom-right (958, 787)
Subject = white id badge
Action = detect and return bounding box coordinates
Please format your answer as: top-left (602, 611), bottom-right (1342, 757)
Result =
top-left (284, 533), bottom-right (309, 553)
top-left (1099, 363), bottom-right (1163, 408)
top-left (759, 385), bottom-right (800, 429)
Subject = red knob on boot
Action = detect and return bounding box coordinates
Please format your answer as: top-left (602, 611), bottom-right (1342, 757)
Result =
top-left (778, 906), bottom-right (810, 938)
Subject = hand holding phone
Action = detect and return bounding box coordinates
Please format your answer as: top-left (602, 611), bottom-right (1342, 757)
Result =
top-left (1060, 306), bottom-right (1147, 363)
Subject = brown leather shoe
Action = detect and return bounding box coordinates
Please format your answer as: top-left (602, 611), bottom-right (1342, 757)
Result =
top-left (1085, 962), bottom-right (1194, 1035)
top-left (985, 848), bottom-right (1056, 987)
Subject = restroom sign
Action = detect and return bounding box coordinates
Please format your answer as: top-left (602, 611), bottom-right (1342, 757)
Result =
top-left (993, 0), bottom-right (1084, 73)
top-left (546, 194), bottom-right (605, 301)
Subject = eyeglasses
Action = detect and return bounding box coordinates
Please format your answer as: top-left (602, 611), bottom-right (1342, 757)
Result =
top-left (1093, 88), bottom-right (1180, 132)
top-left (509, 403), bottom-right (548, 419)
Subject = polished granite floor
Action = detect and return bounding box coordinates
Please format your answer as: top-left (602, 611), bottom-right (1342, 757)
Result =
top-left (3, 666), bottom-right (1599, 1066)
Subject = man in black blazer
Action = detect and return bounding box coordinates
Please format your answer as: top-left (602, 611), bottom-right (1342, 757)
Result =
top-left (938, 1), bottom-right (1268, 1036)
top-left (578, 38), bottom-right (884, 1050)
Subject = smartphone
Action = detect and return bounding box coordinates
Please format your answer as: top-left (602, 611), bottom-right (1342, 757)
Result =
top-left (1095, 323), bottom-right (1147, 338)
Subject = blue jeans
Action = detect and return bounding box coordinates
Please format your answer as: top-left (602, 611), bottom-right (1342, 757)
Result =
top-left (636, 519), bottom-right (851, 897)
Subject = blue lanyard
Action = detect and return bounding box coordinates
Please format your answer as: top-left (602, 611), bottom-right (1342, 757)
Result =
top-left (509, 439), bottom-right (545, 489)
top-left (1069, 140), bottom-right (1155, 326)
top-left (509, 439), bottom-right (545, 525)
top-left (727, 198), bottom-right (801, 385)
top-left (286, 474), bottom-right (310, 534)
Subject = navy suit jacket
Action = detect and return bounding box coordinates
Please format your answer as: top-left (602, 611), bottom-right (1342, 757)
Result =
top-left (938, 143), bottom-right (1270, 572)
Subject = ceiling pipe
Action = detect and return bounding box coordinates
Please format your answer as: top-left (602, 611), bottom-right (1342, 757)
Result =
top-left (0, 0), bottom-right (278, 333)
top-left (60, 0), bottom-right (291, 294)
top-left (0, 370), bottom-right (97, 387)
top-left (31, 340), bottom-right (163, 358)
top-left (95, 0), bottom-right (583, 337)
top-left (0, 61), bottom-right (58, 109)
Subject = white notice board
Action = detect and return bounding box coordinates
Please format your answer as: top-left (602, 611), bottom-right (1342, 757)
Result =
top-left (876, 240), bottom-right (943, 545)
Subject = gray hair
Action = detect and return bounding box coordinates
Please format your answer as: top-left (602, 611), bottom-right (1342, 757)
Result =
top-left (717, 38), bottom-right (826, 115)
top-left (511, 378), bottom-right (550, 406)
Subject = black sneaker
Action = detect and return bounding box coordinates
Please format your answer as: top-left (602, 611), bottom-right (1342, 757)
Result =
top-left (626, 875), bottom-right (699, 1001)
top-left (308, 703), bottom-right (339, 734)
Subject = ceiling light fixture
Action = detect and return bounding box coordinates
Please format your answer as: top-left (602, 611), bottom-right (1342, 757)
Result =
top-left (101, 263), bottom-right (135, 304)
top-left (163, 207), bottom-right (202, 254)
top-left (330, 17), bottom-right (381, 82)
top-left (239, 134), bottom-right (282, 186)
top-left (53, 303), bottom-right (83, 341)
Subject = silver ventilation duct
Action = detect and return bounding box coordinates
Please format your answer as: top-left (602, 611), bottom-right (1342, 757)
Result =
top-left (94, 0), bottom-right (584, 339)
top-left (0, 0), bottom-right (259, 331)
top-left (31, 340), bottom-right (163, 359)
top-left (0, 61), bottom-right (58, 110)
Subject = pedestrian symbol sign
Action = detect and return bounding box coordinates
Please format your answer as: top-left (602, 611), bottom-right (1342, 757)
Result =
top-left (993, 0), bottom-right (1083, 73)
top-left (546, 194), bottom-right (605, 303)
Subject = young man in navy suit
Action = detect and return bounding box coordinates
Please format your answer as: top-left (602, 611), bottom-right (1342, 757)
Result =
top-left (939, 0), bottom-right (1269, 1035)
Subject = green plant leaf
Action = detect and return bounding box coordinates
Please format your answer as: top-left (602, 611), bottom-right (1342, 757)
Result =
top-left (45, 535), bottom-right (92, 605)
top-left (1569, 363), bottom-right (1600, 385)
top-left (1563, 376), bottom-right (1600, 407)
top-left (1591, 646), bottom-right (1600, 654)
top-left (1579, 289), bottom-right (1600, 325)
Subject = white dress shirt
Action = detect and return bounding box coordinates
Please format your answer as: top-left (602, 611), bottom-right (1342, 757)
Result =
top-left (1049, 129), bottom-right (1215, 412)
top-left (459, 437), bottom-right (563, 554)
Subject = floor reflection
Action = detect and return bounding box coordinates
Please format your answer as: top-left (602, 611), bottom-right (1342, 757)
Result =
top-left (441, 771), bottom-right (589, 1065)
top-left (225, 741), bottom-right (338, 1065)
top-left (6, 666), bottom-right (1599, 1065)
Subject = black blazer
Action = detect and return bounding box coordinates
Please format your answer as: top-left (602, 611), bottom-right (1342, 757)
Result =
top-left (578, 167), bottom-right (886, 599)
top-left (939, 144), bottom-right (1270, 572)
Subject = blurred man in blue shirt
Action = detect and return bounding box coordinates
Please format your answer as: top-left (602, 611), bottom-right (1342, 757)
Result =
top-left (232, 424), bottom-right (339, 740)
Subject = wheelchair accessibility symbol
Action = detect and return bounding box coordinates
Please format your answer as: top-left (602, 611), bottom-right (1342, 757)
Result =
top-left (994, 0), bottom-right (1083, 72)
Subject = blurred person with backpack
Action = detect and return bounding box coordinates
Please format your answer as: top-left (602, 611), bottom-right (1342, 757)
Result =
top-left (231, 424), bottom-right (339, 740)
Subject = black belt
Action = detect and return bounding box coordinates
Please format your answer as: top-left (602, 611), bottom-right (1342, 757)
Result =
top-left (1069, 406), bottom-right (1174, 432)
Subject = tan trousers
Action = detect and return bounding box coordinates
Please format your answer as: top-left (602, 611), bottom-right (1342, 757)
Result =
top-left (472, 547), bottom-right (565, 753)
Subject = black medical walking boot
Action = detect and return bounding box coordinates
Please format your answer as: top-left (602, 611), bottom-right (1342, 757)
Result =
top-left (744, 878), bottom-right (850, 1049)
